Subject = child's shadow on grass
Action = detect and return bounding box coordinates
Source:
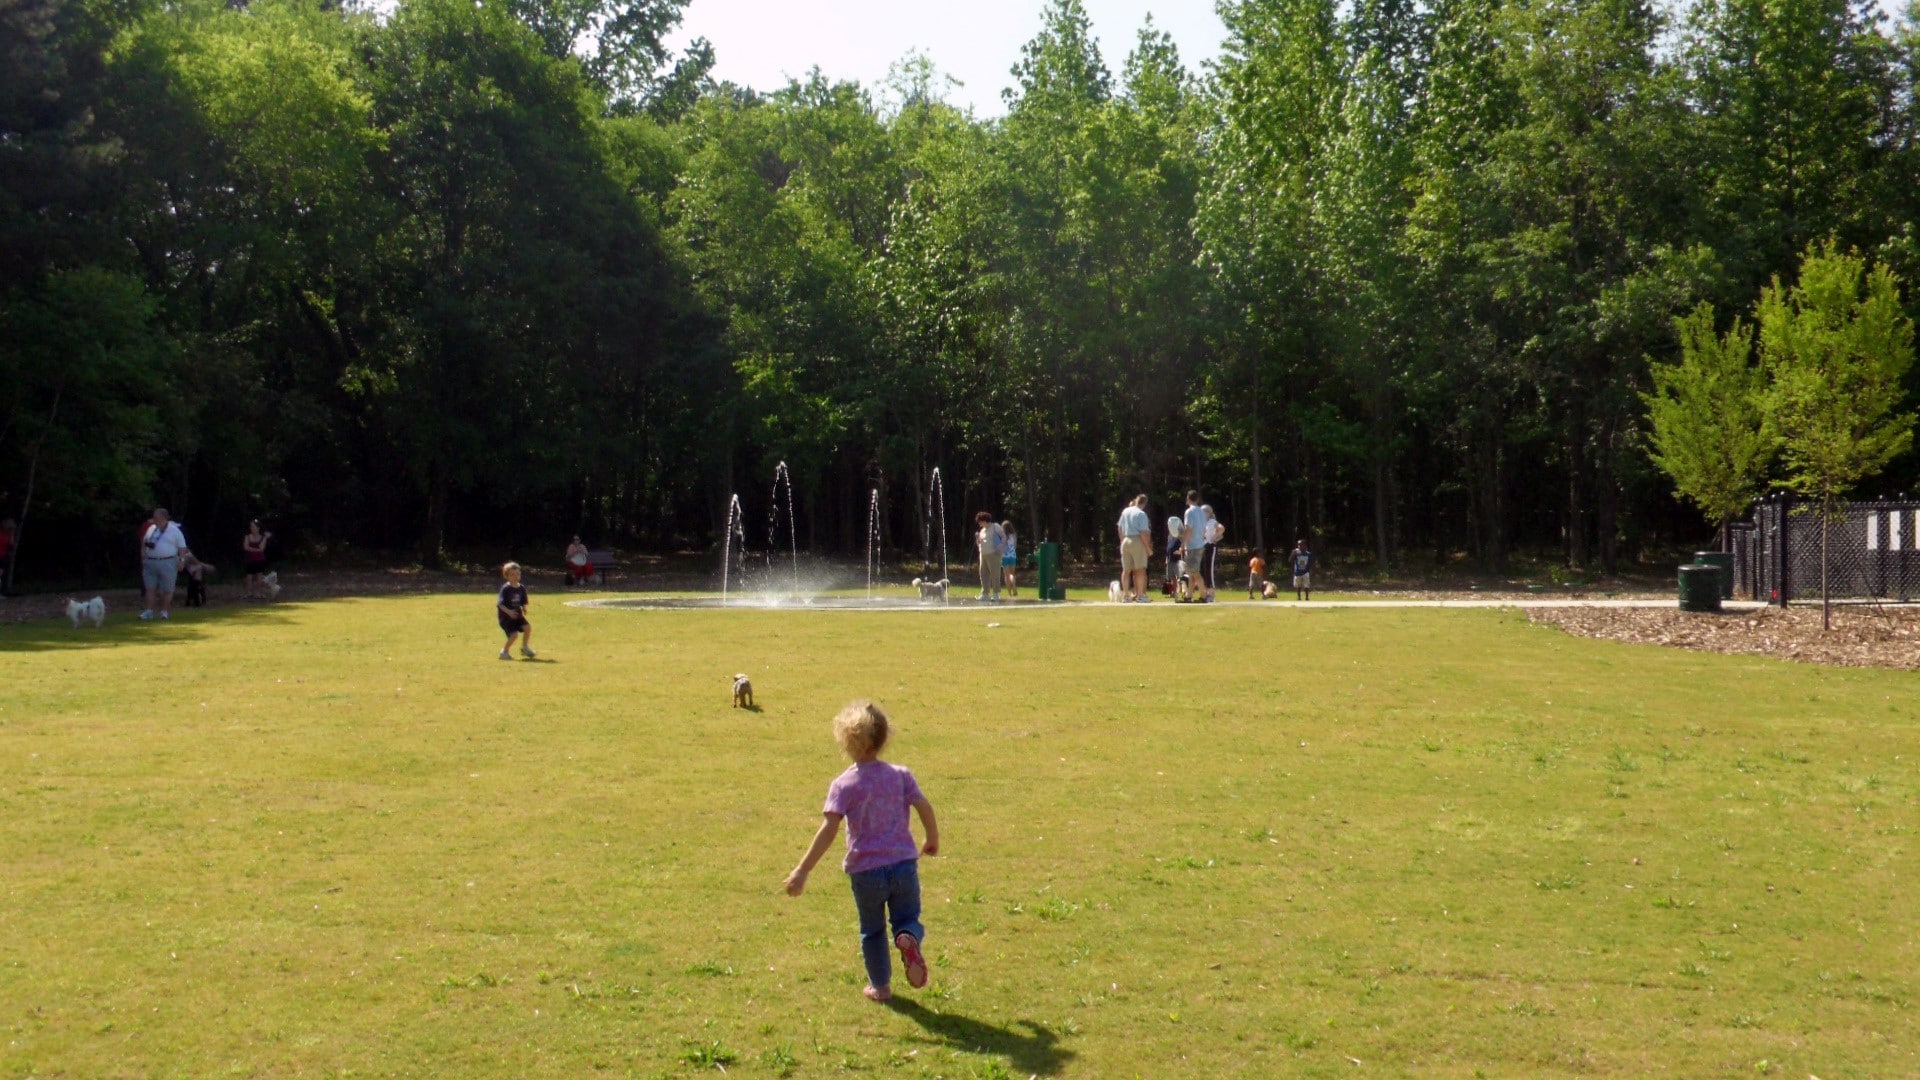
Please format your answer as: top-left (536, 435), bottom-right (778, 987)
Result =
top-left (886, 998), bottom-right (1073, 1076)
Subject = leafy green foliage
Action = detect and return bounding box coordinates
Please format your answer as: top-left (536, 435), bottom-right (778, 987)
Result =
top-left (2, 0), bottom-right (1919, 586)
top-left (1761, 242), bottom-right (1916, 504)
top-left (1644, 304), bottom-right (1776, 527)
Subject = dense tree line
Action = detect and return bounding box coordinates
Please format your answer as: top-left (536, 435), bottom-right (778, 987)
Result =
top-left (2, 0), bottom-right (1917, 585)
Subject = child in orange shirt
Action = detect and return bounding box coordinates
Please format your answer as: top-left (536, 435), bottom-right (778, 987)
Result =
top-left (1248, 554), bottom-right (1267, 599)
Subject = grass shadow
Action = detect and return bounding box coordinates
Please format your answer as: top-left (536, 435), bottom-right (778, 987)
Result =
top-left (0, 601), bottom-right (299, 654)
top-left (735, 703), bottom-right (763, 713)
top-left (885, 998), bottom-right (1074, 1076)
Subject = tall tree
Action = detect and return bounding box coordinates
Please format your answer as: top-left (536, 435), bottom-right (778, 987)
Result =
top-left (1199, 0), bottom-right (1342, 552)
top-left (1314, 0), bottom-right (1427, 567)
top-left (0, 267), bottom-right (176, 589)
top-left (363, 0), bottom-right (670, 562)
top-left (1686, 0), bottom-right (1905, 290)
top-left (1760, 241), bottom-right (1916, 626)
top-left (1643, 304), bottom-right (1775, 541)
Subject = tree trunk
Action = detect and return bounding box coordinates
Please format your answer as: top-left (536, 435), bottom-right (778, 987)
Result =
top-left (10, 381), bottom-right (64, 595)
top-left (1250, 356), bottom-right (1266, 558)
top-left (1373, 454), bottom-right (1391, 570)
top-left (1023, 426), bottom-right (1041, 545)
top-left (420, 462), bottom-right (449, 569)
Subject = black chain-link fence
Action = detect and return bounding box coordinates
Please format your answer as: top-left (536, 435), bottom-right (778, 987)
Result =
top-left (1736, 496), bottom-right (1920, 604)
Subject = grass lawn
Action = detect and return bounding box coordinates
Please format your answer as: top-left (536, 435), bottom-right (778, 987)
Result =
top-left (1, 592), bottom-right (1915, 1078)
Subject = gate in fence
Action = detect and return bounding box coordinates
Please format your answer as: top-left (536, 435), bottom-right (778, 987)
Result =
top-left (1736, 495), bottom-right (1920, 605)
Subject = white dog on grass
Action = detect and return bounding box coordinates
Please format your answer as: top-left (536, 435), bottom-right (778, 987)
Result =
top-left (66, 596), bottom-right (106, 628)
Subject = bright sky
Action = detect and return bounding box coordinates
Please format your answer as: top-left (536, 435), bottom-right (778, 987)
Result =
top-left (668, 0), bottom-right (1230, 116)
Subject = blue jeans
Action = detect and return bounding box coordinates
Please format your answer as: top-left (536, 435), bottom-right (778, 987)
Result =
top-left (848, 858), bottom-right (923, 989)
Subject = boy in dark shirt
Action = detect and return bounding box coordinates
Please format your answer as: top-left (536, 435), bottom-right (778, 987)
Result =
top-left (1289, 540), bottom-right (1314, 601)
top-left (497, 561), bottom-right (536, 660)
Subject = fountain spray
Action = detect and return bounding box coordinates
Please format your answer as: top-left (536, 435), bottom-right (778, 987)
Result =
top-left (770, 461), bottom-right (799, 595)
top-left (866, 488), bottom-right (881, 598)
top-left (927, 466), bottom-right (949, 601)
top-left (721, 493), bottom-right (746, 603)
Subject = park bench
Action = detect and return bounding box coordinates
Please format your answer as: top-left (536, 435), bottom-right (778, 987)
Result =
top-left (584, 550), bottom-right (617, 586)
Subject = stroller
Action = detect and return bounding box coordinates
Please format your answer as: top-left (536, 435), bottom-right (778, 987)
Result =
top-left (1162, 551), bottom-right (1195, 602)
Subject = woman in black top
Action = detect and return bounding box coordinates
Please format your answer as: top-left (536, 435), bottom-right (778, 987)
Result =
top-left (242, 520), bottom-right (272, 599)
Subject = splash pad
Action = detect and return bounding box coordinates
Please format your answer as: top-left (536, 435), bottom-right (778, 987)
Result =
top-left (574, 464), bottom-right (1070, 611)
top-left (568, 594), bottom-right (1029, 612)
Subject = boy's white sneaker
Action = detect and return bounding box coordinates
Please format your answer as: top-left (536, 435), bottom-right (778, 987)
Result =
top-left (498, 649), bottom-right (512, 660)
top-left (520, 647), bottom-right (536, 659)
top-left (139, 610), bottom-right (153, 620)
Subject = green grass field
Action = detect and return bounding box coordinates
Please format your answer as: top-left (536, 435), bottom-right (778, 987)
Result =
top-left (2, 593), bottom-right (1915, 1077)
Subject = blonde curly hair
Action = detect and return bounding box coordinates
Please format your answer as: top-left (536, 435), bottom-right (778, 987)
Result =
top-left (833, 700), bottom-right (890, 760)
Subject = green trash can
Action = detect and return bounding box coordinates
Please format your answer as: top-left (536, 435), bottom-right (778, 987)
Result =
top-left (1678, 564), bottom-right (1723, 612)
top-left (1036, 541), bottom-right (1061, 602)
top-left (1691, 551), bottom-right (1734, 599)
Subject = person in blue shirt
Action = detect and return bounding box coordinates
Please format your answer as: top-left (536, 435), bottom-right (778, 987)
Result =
top-left (1001, 522), bottom-right (1019, 597)
top-left (1289, 540), bottom-right (1314, 601)
top-left (1180, 491), bottom-right (1214, 603)
top-left (1115, 495), bottom-right (1152, 602)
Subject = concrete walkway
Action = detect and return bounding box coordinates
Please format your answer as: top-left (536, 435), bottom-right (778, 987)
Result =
top-left (1216, 597), bottom-right (1766, 610)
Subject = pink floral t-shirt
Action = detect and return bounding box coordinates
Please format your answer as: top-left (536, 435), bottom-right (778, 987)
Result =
top-left (823, 760), bottom-right (923, 874)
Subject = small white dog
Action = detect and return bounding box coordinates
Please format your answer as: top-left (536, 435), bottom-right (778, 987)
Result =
top-left (1107, 580), bottom-right (1123, 603)
top-left (732, 673), bottom-right (754, 708)
top-left (263, 571), bottom-right (282, 600)
top-left (912, 577), bottom-right (949, 601)
top-left (66, 596), bottom-right (106, 628)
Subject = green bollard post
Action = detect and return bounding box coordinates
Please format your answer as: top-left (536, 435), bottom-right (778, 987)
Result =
top-left (1037, 542), bottom-right (1061, 602)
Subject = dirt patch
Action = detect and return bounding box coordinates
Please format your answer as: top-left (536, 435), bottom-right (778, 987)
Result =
top-left (1530, 603), bottom-right (1920, 670)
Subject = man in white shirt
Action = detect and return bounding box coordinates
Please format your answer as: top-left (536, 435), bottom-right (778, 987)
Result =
top-left (1181, 490), bottom-right (1214, 603)
top-left (140, 507), bottom-right (193, 620)
top-left (1115, 494), bottom-right (1152, 602)
top-left (974, 511), bottom-right (1005, 602)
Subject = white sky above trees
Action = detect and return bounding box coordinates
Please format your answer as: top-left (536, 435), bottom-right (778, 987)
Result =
top-left (671, 0), bottom-right (1912, 117)
top-left (669, 0), bottom-right (1229, 116)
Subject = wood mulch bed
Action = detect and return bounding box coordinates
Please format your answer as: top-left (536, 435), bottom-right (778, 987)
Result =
top-left (1530, 603), bottom-right (1920, 670)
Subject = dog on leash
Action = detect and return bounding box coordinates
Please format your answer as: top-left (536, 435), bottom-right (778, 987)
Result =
top-left (1107, 580), bottom-right (1123, 603)
top-left (912, 577), bottom-right (949, 601)
top-left (263, 571), bottom-right (281, 600)
top-left (66, 596), bottom-right (106, 628)
top-left (732, 673), bottom-right (754, 709)
top-left (1262, 581), bottom-right (1279, 600)
top-left (181, 554), bottom-right (214, 607)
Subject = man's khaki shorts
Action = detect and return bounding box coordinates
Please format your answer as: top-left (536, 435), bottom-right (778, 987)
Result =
top-left (1120, 537), bottom-right (1148, 572)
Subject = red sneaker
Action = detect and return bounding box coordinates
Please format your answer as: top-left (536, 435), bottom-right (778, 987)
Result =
top-left (895, 932), bottom-right (928, 989)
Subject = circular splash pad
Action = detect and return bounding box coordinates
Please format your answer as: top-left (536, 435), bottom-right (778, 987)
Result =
top-left (568, 595), bottom-right (1062, 611)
